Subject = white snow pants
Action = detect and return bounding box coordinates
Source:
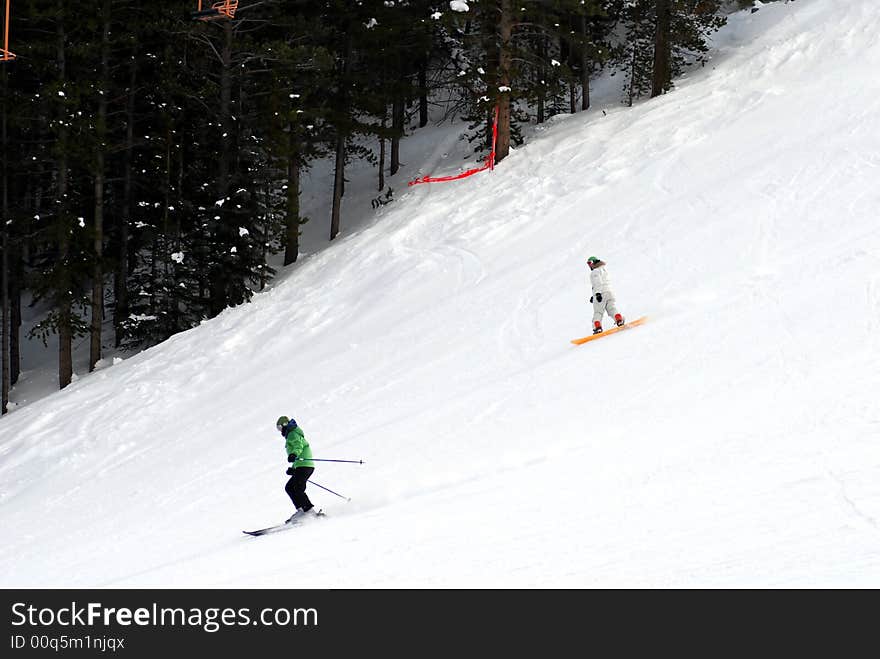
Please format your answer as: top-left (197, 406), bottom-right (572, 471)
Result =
top-left (592, 291), bottom-right (620, 325)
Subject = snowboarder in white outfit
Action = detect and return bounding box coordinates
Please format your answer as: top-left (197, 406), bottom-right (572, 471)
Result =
top-left (587, 256), bottom-right (625, 334)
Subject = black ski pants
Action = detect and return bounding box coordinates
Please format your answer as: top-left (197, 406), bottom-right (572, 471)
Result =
top-left (285, 466), bottom-right (314, 511)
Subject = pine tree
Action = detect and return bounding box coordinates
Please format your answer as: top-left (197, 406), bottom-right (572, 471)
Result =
top-left (652, 1), bottom-right (726, 97)
top-left (619, 0), bottom-right (655, 106)
top-left (20, 0), bottom-right (97, 389)
top-left (255, 7), bottom-right (333, 264)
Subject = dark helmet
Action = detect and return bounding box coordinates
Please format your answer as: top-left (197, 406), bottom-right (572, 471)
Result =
top-left (276, 415), bottom-right (296, 434)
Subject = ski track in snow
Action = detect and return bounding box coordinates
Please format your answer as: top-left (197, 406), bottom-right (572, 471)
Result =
top-left (1, 0), bottom-right (879, 587)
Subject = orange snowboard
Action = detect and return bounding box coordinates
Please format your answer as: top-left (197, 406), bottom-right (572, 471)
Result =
top-left (571, 316), bottom-right (647, 346)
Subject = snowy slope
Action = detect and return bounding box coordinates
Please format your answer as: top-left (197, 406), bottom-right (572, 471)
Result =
top-left (1, 0), bottom-right (879, 587)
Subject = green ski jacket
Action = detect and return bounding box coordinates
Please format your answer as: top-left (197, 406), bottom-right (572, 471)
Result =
top-left (285, 425), bottom-right (315, 468)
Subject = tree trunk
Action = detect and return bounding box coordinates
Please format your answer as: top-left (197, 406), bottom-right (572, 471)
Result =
top-left (2, 67), bottom-right (9, 413)
top-left (116, 40), bottom-right (137, 348)
top-left (537, 36), bottom-right (546, 124)
top-left (1, 228), bottom-right (8, 415)
top-left (56, 177), bottom-right (72, 381)
top-left (378, 110), bottom-right (386, 192)
top-left (260, 184), bottom-right (270, 289)
top-left (211, 20), bottom-right (234, 315)
top-left (627, 43), bottom-right (637, 107)
top-left (10, 202), bottom-right (21, 386)
top-left (652, 0), bottom-right (672, 98)
top-left (218, 25), bottom-right (233, 200)
top-left (9, 251), bottom-right (19, 386)
top-left (330, 35), bottom-right (351, 241)
top-left (418, 58), bottom-right (428, 128)
top-left (56, 5), bottom-right (73, 390)
top-left (330, 133), bottom-right (345, 241)
top-left (90, 157), bottom-right (105, 371)
top-left (90, 0), bottom-right (111, 372)
top-left (390, 94), bottom-right (404, 176)
top-left (162, 122), bottom-right (172, 302)
top-left (495, 0), bottom-right (514, 163)
top-left (581, 14), bottom-right (590, 111)
top-left (1, 223), bottom-right (7, 414)
top-left (284, 141), bottom-right (300, 264)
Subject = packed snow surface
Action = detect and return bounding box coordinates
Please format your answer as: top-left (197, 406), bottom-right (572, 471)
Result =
top-left (1, 0), bottom-right (879, 587)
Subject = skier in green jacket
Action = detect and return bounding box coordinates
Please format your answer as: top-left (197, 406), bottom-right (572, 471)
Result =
top-left (276, 415), bottom-right (318, 522)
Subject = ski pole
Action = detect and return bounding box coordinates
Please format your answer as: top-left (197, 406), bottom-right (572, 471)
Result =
top-left (308, 479), bottom-right (351, 502)
top-left (302, 458), bottom-right (365, 465)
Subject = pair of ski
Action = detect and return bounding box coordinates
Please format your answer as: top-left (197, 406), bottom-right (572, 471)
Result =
top-left (243, 510), bottom-right (325, 537)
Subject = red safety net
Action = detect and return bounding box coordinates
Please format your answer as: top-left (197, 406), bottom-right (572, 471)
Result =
top-left (408, 106), bottom-right (499, 187)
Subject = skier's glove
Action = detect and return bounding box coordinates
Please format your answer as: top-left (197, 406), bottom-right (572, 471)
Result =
top-left (595, 292), bottom-right (603, 303)
top-left (287, 453), bottom-right (297, 463)
top-left (286, 467), bottom-right (295, 476)
top-left (589, 295), bottom-right (593, 303)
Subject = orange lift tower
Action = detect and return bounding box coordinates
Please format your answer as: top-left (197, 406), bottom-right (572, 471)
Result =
top-left (191, 0), bottom-right (238, 21)
top-left (1, 0), bottom-right (14, 62)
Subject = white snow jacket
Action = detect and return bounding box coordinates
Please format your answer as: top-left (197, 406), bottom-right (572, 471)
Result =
top-left (589, 264), bottom-right (613, 295)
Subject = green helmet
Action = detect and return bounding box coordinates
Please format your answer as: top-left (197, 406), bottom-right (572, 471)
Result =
top-left (276, 415), bottom-right (290, 430)
top-left (587, 256), bottom-right (600, 264)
